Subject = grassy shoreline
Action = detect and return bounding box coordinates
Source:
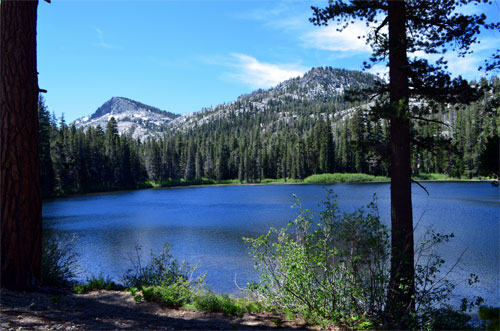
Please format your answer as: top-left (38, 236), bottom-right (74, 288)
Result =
top-left (142, 173), bottom-right (498, 189)
top-left (43, 173), bottom-right (498, 200)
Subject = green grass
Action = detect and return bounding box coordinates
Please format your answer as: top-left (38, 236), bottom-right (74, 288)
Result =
top-left (412, 173), bottom-right (453, 181)
top-left (191, 292), bottom-right (264, 317)
top-left (73, 276), bottom-right (123, 294)
top-left (260, 178), bottom-right (303, 184)
top-left (304, 173), bottom-right (389, 184)
top-left (216, 179), bottom-right (241, 185)
top-left (131, 283), bottom-right (264, 317)
top-left (411, 173), bottom-right (496, 181)
top-left (303, 172), bottom-right (491, 184)
top-left (139, 281), bottom-right (194, 308)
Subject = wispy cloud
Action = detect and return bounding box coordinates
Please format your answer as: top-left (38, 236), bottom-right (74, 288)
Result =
top-left (244, 4), bottom-right (372, 54)
top-left (227, 53), bottom-right (306, 89)
top-left (242, 1), bottom-right (497, 81)
top-left (93, 27), bottom-right (118, 49)
top-left (302, 23), bottom-right (372, 53)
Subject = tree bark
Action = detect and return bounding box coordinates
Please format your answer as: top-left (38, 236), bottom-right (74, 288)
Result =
top-left (387, 0), bottom-right (415, 319)
top-left (1, 0), bottom-right (42, 290)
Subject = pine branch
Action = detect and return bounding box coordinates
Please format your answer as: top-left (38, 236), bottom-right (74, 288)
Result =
top-left (374, 16), bottom-right (389, 43)
top-left (410, 116), bottom-right (449, 126)
top-left (411, 180), bottom-right (429, 196)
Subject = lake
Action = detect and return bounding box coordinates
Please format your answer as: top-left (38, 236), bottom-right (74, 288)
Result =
top-left (43, 182), bottom-right (499, 307)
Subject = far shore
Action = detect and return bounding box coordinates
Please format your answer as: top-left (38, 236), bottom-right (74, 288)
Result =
top-left (42, 173), bottom-right (498, 201)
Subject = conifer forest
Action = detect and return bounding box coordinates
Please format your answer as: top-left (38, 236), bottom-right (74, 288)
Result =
top-left (38, 74), bottom-right (499, 198)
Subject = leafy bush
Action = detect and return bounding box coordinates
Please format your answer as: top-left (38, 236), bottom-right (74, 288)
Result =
top-left (123, 243), bottom-right (200, 288)
top-left (128, 287), bottom-right (139, 295)
top-left (42, 231), bottom-right (79, 287)
top-left (246, 191), bottom-right (388, 327)
top-left (246, 190), bottom-right (482, 329)
top-left (123, 242), bottom-right (205, 309)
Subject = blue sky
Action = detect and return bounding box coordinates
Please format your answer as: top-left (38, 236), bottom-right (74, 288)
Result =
top-left (37, 0), bottom-right (500, 122)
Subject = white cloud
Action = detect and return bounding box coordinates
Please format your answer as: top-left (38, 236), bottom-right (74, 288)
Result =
top-left (302, 22), bottom-right (372, 53)
top-left (243, 2), bottom-right (372, 54)
top-left (446, 55), bottom-right (482, 79)
top-left (93, 27), bottom-right (117, 49)
top-left (367, 63), bottom-right (389, 81)
top-left (411, 48), bottom-right (490, 80)
top-left (228, 53), bottom-right (306, 89)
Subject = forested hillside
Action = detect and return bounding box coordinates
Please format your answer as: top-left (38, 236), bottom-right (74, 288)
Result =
top-left (39, 68), bottom-right (499, 198)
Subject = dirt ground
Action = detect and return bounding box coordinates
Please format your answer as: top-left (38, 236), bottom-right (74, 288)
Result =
top-left (0, 288), bottom-right (328, 330)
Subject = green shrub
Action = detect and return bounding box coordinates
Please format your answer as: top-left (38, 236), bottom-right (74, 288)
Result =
top-left (42, 231), bottom-right (79, 287)
top-left (123, 242), bottom-right (205, 309)
top-left (141, 280), bottom-right (195, 308)
top-left (128, 287), bottom-right (139, 295)
top-left (246, 191), bottom-right (389, 327)
top-left (246, 190), bottom-right (482, 329)
top-left (141, 286), bottom-right (155, 301)
top-left (123, 243), bottom-right (201, 288)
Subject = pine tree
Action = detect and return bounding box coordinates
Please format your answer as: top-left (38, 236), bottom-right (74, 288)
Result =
top-left (1, 0), bottom-right (42, 290)
top-left (184, 140), bottom-right (196, 181)
top-left (311, 0), bottom-right (499, 322)
top-left (38, 97), bottom-right (56, 197)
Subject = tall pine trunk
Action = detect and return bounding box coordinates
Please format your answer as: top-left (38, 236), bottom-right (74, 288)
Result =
top-left (1, 0), bottom-right (42, 290)
top-left (387, 0), bottom-right (415, 318)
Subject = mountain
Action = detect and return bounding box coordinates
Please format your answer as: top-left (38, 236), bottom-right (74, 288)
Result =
top-left (167, 67), bottom-right (379, 131)
top-left (43, 69), bottom-right (499, 197)
top-left (74, 97), bottom-right (179, 139)
top-left (73, 67), bottom-right (379, 139)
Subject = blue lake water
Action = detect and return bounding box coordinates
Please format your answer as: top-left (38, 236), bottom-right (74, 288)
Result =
top-left (43, 182), bottom-right (499, 306)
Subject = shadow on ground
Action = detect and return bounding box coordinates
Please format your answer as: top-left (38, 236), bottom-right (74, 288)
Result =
top-left (0, 289), bottom-right (313, 330)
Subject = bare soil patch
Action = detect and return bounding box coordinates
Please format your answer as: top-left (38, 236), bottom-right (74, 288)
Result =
top-left (0, 289), bottom-right (328, 330)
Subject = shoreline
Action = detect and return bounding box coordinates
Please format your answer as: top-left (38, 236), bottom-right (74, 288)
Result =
top-left (43, 175), bottom-right (498, 201)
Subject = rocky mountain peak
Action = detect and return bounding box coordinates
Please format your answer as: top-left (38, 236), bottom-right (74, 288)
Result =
top-left (273, 66), bottom-right (379, 98)
top-left (73, 67), bottom-right (380, 139)
top-left (74, 97), bottom-right (179, 140)
top-left (90, 97), bottom-right (177, 120)
top-left (167, 67), bottom-right (379, 132)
